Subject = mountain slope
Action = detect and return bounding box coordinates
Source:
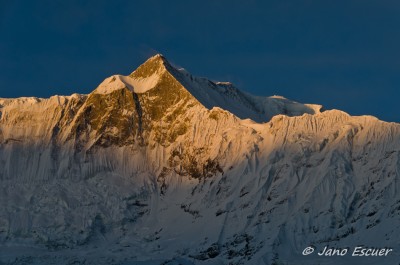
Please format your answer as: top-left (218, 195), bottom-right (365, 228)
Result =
top-left (130, 54), bottom-right (324, 123)
top-left (0, 55), bottom-right (399, 265)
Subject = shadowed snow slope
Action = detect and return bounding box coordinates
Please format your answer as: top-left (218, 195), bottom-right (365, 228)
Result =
top-left (0, 55), bottom-right (399, 265)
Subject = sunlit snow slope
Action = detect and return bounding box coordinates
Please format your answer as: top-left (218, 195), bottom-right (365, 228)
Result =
top-left (0, 54), bottom-right (399, 265)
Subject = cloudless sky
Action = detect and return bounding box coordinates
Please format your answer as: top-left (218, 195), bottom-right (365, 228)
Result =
top-left (1, 0), bottom-right (399, 122)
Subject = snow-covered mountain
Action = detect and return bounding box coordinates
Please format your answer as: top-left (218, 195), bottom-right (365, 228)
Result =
top-left (0, 54), bottom-right (399, 265)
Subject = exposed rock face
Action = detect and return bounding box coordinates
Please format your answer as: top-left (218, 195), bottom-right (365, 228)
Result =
top-left (0, 54), bottom-right (399, 265)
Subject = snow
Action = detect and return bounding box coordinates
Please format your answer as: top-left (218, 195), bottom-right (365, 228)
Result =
top-left (95, 73), bottom-right (161, 95)
top-left (93, 55), bottom-right (322, 123)
top-left (129, 72), bottom-right (162, 93)
top-left (169, 69), bottom-right (322, 123)
top-left (0, 55), bottom-right (399, 265)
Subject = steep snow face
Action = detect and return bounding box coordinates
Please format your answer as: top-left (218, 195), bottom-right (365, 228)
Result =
top-left (0, 55), bottom-right (400, 265)
top-left (170, 68), bottom-right (323, 122)
top-left (0, 94), bottom-right (86, 143)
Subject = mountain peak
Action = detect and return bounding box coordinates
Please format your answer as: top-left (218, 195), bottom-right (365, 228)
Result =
top-left (149, 53), bottom-right (166, 61)
top-left (146, 53), bottom-right (170, 66)
top-left (91, 55), bottom-right (323, 122)
top-left (92, 54), bottom-right (174, 95)
top-left (130, 53), bottom-right (171, 78)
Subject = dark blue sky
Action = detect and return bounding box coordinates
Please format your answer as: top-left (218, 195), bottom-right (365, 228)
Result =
top-left (1, 0), bottom-right (399, 122)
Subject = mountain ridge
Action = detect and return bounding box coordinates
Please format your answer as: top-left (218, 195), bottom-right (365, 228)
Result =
top-left (0, 55), bottom-right (399, 265)
top-left (0, 54), bottom-right (390, 125)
